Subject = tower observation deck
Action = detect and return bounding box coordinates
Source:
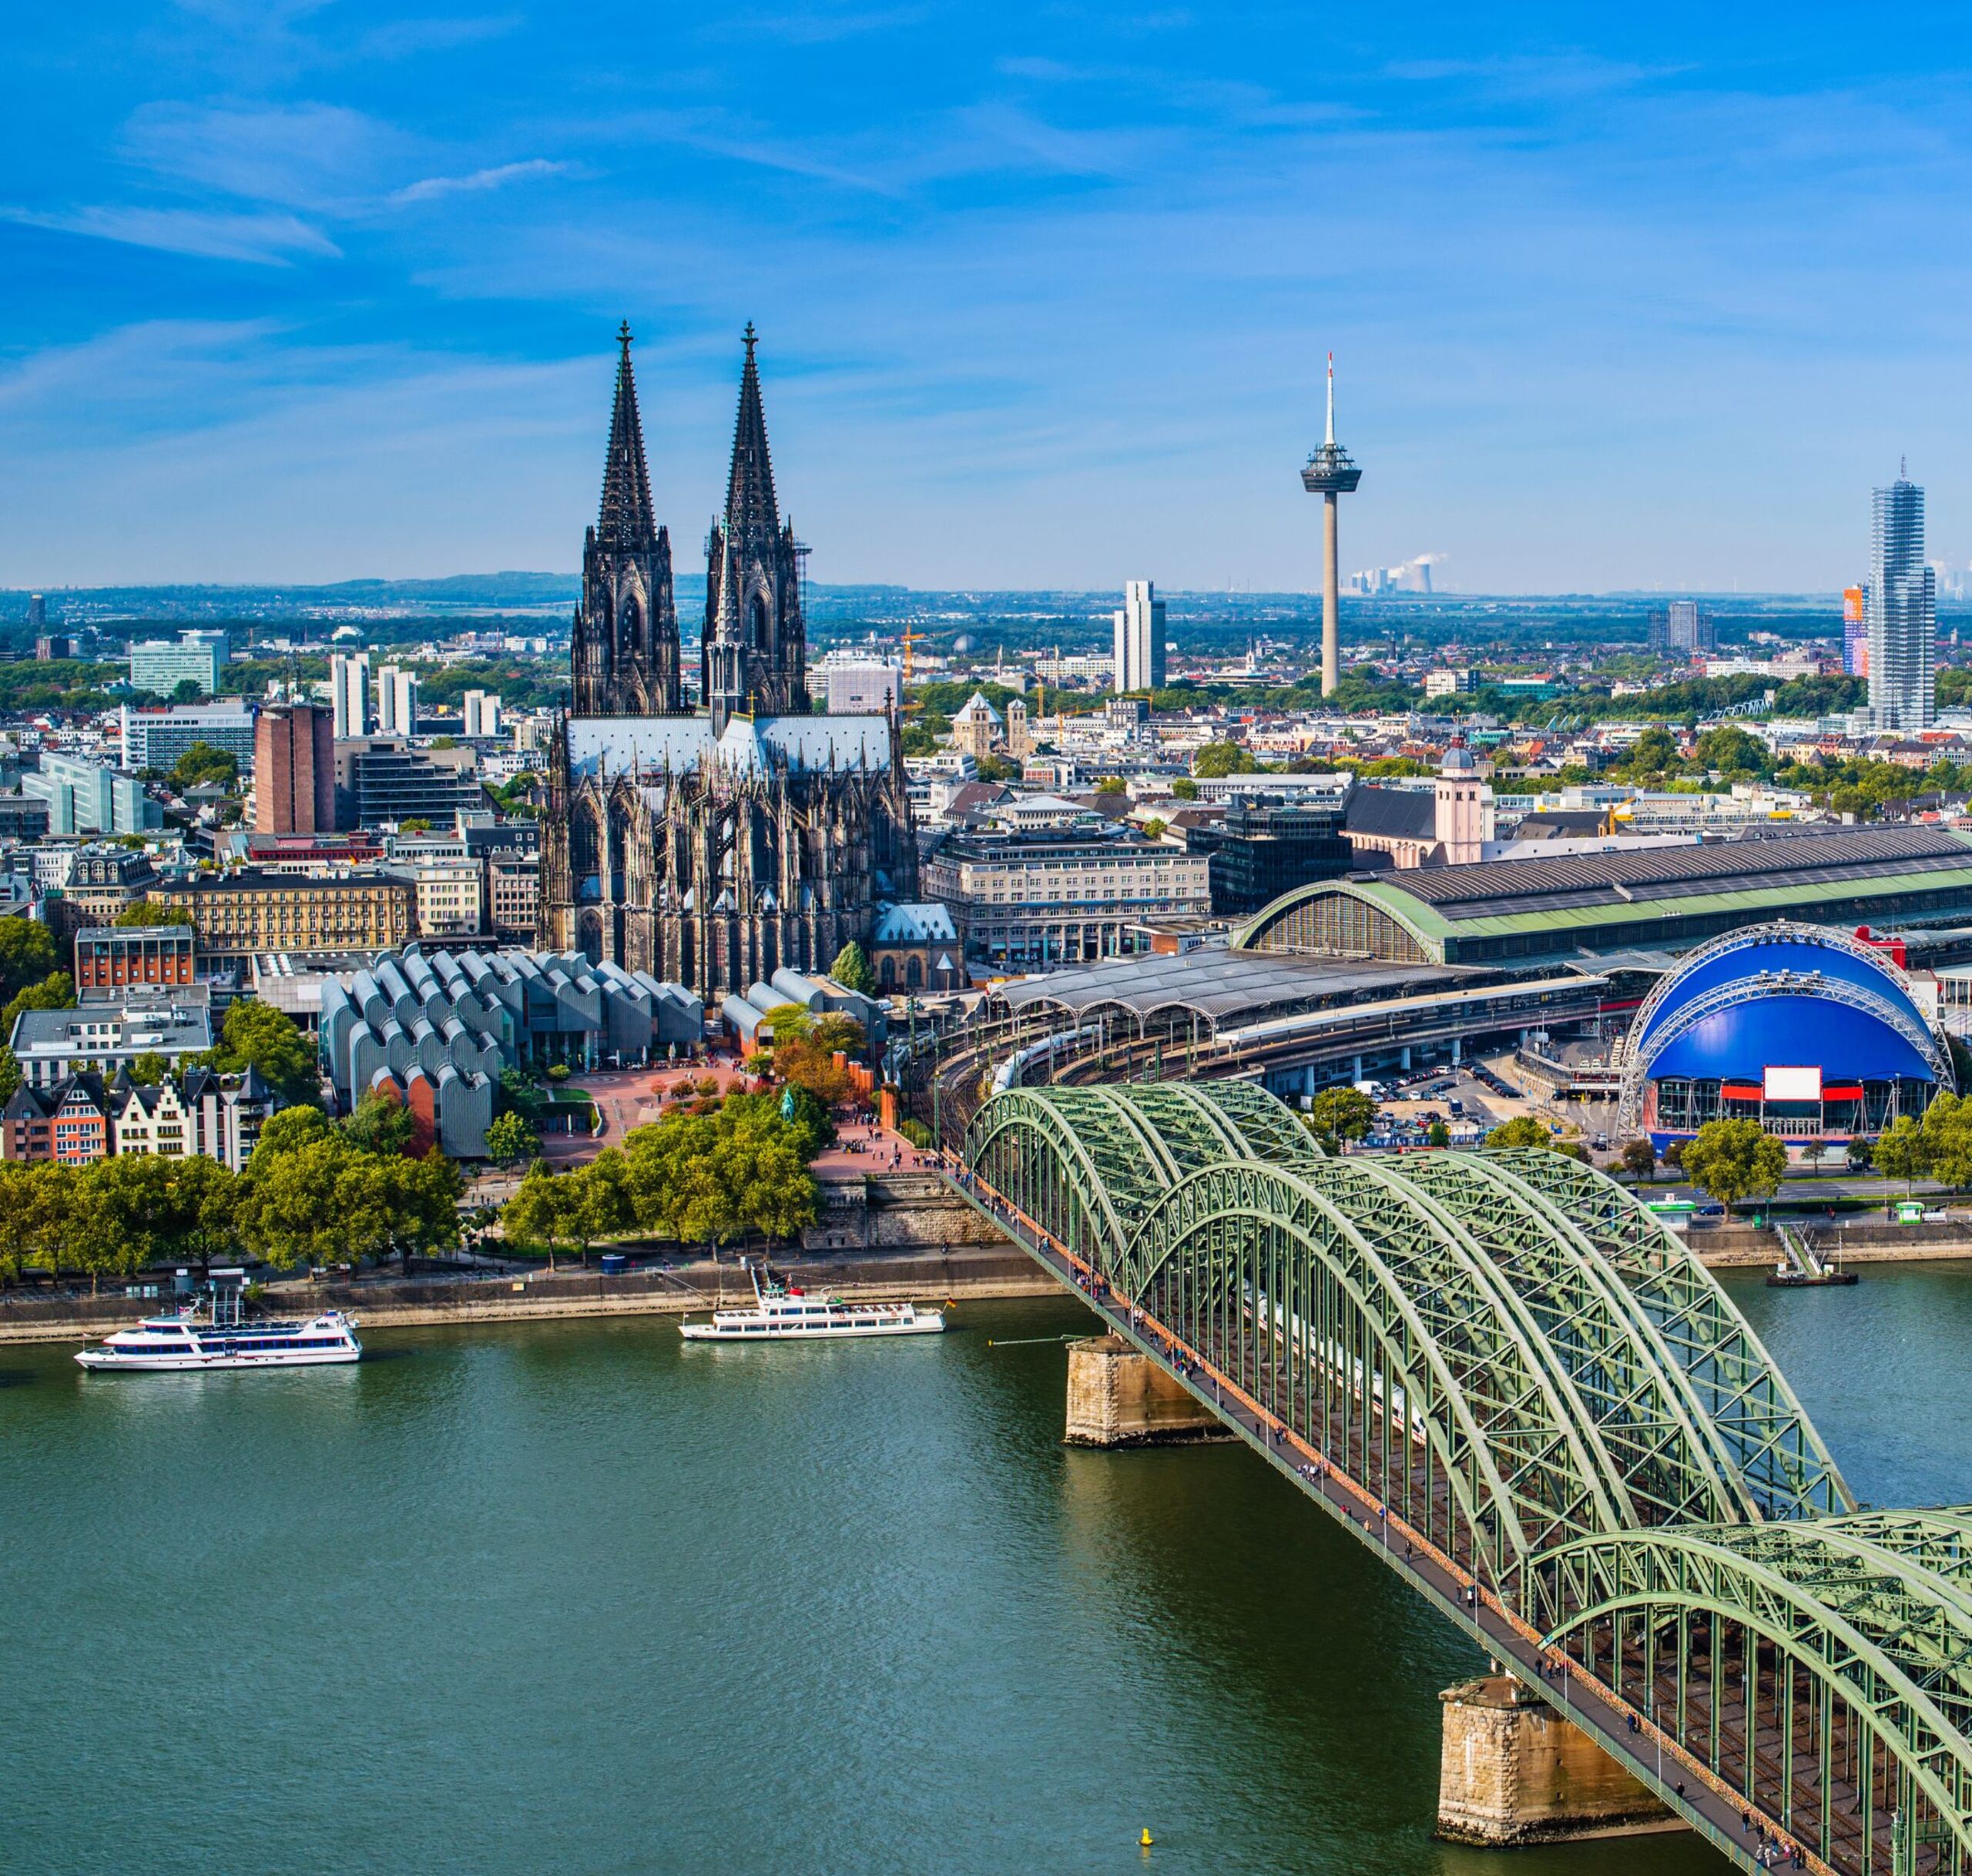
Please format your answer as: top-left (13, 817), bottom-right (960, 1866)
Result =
top-left (1301, 353), bottom-right (1363, 698)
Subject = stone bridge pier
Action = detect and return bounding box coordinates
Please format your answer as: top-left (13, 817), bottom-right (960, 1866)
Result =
top-left (1063, 1335), bottom-right (1225, 1446)
top-left (1437, 1675), bottom-right (1679, 1846)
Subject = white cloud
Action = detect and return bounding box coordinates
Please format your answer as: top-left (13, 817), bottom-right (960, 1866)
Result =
top-left (0, 204), bottom-right (339, 265)
top-left (389, 159), bottom-right (579, 206)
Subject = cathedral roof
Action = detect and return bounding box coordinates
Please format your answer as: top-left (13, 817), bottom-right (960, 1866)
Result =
top-left (597, 323), bottom-right (659, 549)
top-left (565, 713), bottom-right (894, 778)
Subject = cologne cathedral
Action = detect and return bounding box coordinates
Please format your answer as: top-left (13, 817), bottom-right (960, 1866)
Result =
top-left (538, 326), bottom-right (918, 997)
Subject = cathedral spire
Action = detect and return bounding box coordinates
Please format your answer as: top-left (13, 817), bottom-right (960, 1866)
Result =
top-left (598, 321), bottom-right (658, 548)
top-left (723, 321), bottom-right (780, 541)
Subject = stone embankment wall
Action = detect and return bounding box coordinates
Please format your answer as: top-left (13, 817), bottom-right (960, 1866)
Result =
top-left (801, 1171), bottom-right (1009, 1254)
top-left (1692, 1220), bottom-right (1972, 1267)
top-left (0, 1173), bottom-right (1038, 1343)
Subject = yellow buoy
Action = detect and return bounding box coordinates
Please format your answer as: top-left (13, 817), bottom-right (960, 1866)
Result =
top-left (1140, 1828), bottom-right (1155, 1848)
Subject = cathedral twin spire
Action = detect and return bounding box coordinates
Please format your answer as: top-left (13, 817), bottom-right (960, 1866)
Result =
top-left (572, 323), bottom-right (806, 722)
top-left (597, 321), bottom-right (659, 551)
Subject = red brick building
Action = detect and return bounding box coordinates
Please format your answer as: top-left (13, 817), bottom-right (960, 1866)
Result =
top-left (73, 925), bottom-right (196, 997)
top-left (255, 702), bottom-right (336, 834)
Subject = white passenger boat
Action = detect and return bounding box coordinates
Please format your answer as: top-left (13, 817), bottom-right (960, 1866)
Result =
top-left (76, 1274), bottom-right (361, 1372)
top-left (680, 1259), bottom-right (946, 1342)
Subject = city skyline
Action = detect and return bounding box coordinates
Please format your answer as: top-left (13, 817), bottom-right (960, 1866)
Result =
top-left (6, 8), bottom-right (1972, 593)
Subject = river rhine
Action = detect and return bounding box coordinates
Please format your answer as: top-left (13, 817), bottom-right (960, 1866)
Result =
top-left (6, 1262), bottom-right (1972, 1875)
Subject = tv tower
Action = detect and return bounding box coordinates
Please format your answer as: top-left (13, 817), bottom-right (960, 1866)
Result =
top-left (1300, 352), bottom-right (1363, 697)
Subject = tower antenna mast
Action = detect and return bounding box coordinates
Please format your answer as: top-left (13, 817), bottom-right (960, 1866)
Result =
top-left (1300, 350), bottom-right (1363, 698)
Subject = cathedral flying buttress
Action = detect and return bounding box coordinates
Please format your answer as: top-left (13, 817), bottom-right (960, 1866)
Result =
top-left (539, 327), bottom-right (918, 1000)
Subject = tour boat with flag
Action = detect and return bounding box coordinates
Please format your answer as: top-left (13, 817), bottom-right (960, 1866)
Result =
top-left (680, 1258), bottom-right (946, 1342)
top-left (75, 1271), bottom-right (361, 1372)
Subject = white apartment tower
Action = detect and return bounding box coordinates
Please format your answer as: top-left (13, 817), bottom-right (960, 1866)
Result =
top-left (462, 690), bottom-right (503, 739)
top-left (376, 664), bottom-right (419, 736)
top-left (1869, 473), bottom-right (1937, 731)
top-left (1112, 579), bottom-right (1166, 695)
top-left (330, 652), bottom-right (371, 739)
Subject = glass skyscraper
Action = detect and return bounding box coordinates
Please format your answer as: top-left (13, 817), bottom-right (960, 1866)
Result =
top-left (1869, 475), bottom-right (1935, 730)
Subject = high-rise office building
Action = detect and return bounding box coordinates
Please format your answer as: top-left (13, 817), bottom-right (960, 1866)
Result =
top-left (1648, 600), bottom-right (1715, 655)
top-left (376, 664), bottom-right (419, 736)
top-left (23, 753), bottom-right (160, 836)
top-left (1112, 579), bottom-right (1166, 695)
top-left (462, 689), bottom-right (503, 739)
top-left (254, 704), bottom-right (336, 834)
top-left (330, 652), bottom-right (371, 739)
top-left (1868, 474), bottom-right (1936, 730)
top-left (128, 629), bottom-right (225, 696)
top-left (26, 595), bottom-right (45, 629)
top-left (1843, 585), bottom-right (1870, 678)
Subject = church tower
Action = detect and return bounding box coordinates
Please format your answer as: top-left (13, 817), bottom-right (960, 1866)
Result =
top-left (703, 325), bottom-right (807, 732)
top-left (572, 324), bottom-right (682, 716)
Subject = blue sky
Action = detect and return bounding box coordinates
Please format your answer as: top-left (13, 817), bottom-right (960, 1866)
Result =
top-left (4, 4), bottom-right (1970, 594)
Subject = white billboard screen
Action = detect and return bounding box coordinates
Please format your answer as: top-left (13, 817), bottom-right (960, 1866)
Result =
top-left (1762, 1065), bottom-right (1823, 1102)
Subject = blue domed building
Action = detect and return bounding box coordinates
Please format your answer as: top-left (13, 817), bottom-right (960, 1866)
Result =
top-left (1615, 922), bottom-right (1954, 1150)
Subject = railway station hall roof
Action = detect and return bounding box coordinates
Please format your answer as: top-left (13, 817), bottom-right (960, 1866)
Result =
top-left (992, 949), bottom-right (1466, 1030)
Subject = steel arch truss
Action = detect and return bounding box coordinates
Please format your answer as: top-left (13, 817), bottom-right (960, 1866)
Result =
top-left (1484, 1148), bottom-right (1853, 1521)
top-left (1542, 1520), bottom-right (1972, 1874)
top-left (960, 1080), bottom-right (1969, 1875)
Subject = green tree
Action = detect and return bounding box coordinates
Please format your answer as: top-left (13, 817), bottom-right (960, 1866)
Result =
top-left (1170, 779), bottom-right (1199, 800)
top-left (619, 1093), bottom-right (820, 1249)
top-left (384, 1153), bottom-right (465, 1269)
top-left (1680, 1117), bottom-right (1789, 1218)
top-left (74, 1154), bottom-right (178, 1293)
top-left (760, 1002), bottom-right (813, 1043)
top-left (237, 1135), bottom-right (356, 1268)
top-left (1192, 741), bottom-right (1262, 779)
top-left (341, 1090), bottom-right (414, 1157)
top-left (1, 971), bottom-right (75, 1042)
top-left (1874, 1114), bottom-right (1932, 1194)
top-left (565, 1151), bottom-right (634, 1264)
top-left (0, 917), bottom-right (55, 999)
top-left (160, 1154), bottom-right (240, 1268)
top-left (503, 1164), bottom-right (575, 1269)
top-left (1485, 1114), bottom-right (1589, 1161)
top-left (398, 817), bottom-right (432, 834)
top-left (485, 1110), bottom-right (541, 1167)
top-left (1920, 1093), bottom-right (1972, 1191)
top-left (253, 1104), bottom-right (334, 1158)
top-left (203, 998), bottom-right (320, 1107)
top-left (127, 1051), bottom-right (168, 1085)
top-left (0, 1044), bottom-right (20, 1105)
top-left (1427, 1120), bottom-right (1451, 1148)
top-left (1139, 816), bottom-right (1167, 841)
top-left (112, 899), bottom-right (189, 929)
top-left (828, 940), bottom-right (877, 996)
top-left (1616, 1137), bottom-right (1658, 1182)
top-left (169, 677), bottom-right (205, 705)
top-left (498, 1065), bottom-right (542, 1120)
top-left (1095, 776), bottom-right (1127, 794)
top-left (1307, 1086), bottom-right (1377, 1151)
top-left (166, 741), bottom-right (239, 792)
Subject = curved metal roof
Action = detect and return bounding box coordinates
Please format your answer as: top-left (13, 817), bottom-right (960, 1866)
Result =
top-left (1648, 993), bottom-right (1937, 1084)
top-left (993, 949), bottom-right (1461, 1027)
top-left (1638, 928), bottom-right (1930, 1047)
top-left (1616, 922), bottom-right (1954, 1127)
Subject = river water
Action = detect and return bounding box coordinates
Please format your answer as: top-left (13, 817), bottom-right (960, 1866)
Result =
top-left (5, 1263), bottom-right (1972, 1876)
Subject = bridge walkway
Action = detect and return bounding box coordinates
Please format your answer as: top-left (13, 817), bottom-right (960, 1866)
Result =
top-left (944, 1154), bottom-right (1843, 1876)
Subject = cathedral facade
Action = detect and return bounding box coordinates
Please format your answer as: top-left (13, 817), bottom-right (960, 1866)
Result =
top-left (539, 327), bottom-right (918, 998)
